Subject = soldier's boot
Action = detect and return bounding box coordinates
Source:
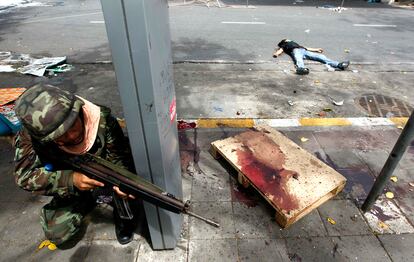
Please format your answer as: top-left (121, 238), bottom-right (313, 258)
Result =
top-left (40, 194), bottom-right (95, 246)
top-left (113, 208), bottom-right (135, 245)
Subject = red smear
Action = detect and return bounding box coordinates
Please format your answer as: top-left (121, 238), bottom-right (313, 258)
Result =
top-left (234, 130), bottom-right (299, 212)
top-left (177, 120), bottom-right (196, 130)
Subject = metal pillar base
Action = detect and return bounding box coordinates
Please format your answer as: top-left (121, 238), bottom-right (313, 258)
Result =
top-left (100, 0), bottom-right (183, 249)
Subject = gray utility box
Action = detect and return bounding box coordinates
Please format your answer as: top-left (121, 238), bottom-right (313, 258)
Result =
top-left (100, 0), bottom-right (183, 250)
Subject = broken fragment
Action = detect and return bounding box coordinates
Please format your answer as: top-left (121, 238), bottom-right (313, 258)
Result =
top-left (390, 176), bottom-right (398, 183)
top-left (385, 192), bottom-right (394, 199)
top-left (300, 137), bottom-right (309, 143)
top-left (327, 217), bottom-right (336, 225)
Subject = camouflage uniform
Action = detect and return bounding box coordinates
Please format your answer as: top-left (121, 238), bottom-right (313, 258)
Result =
top-left (13, 84), bottom-right (132, 245)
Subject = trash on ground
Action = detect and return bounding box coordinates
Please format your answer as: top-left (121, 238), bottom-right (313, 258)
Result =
top-left (300, 137), bottom-right (309, 142)
top-left (378, 221), bottom-right (389, 230)
top-left (314, 80), bottom-right (320, 84)
top-left (344, 49), bottom-right (350, 53)
top-left (409, 182), bottom-right (414, 187)
top-left (327, 217), bottom-right (336, 225)
top-left (287, 100), bottom-right (294, 106)
top-left (46, 64), bottom-right (73, 73)
top-left (318, 5), bottom-right (348, 12)
top-left (352, 70), bottom-right (359, 73)
top-left (332, 100), bottom-right (344, 106)
top-left (0, 103), bottom-right (21, 135)
top-left (317, 111), bottom-right (327, 117)
top-left (390, 176), bottom-right (398, 183)
top-left (323, 107), bottom-right (333, 112)
top-left (304, 29), bottom-right (310, 33)
top-left (37, 240), bottom-right (51, 251)
top-left (0, 87), bottom-right (26, 106)
top-left (385, 192), bottom-right (394, 199)
top-left (47, 243), bottom-right (57, 251)
top-left (0, 51), bottom-right (66, 76)
top-left (397, 125), bottom-right (404, 130)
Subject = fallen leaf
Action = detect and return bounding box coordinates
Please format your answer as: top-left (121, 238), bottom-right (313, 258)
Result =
top-left (327, 217), bottom-right (336, 225)
top-left (390, 176), bottom-right (398, 183)
top-left (38, 240), bottom-right (51, 250)
top-left (314, 80), bottom-right (320, 84)
top-left (385, 192), bottom-right (394, 199)
top-left (48, 243), bottom-right (57, 251)
top-left (378, 221), bottom-right (389, 230)
top-left (300, 137), bottom-right (309, 142)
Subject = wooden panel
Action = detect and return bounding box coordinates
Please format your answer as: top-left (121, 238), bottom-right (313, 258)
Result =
top-left (211, 125), bottom-right (346, 227)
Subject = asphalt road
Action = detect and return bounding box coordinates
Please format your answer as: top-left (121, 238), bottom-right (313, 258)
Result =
top-left (0, 0), bottom-right (413, 65)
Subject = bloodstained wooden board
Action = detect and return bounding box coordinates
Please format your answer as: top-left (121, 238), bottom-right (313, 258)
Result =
top-left (210, 125), bottom-right (346, 227)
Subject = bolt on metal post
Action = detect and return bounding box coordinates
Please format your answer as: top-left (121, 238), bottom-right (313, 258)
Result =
top-left (361, 110), bottom-right (414, 212)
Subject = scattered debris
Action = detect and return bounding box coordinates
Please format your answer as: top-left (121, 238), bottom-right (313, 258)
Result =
top-left (314, 80), bottom-right (320, 84)
top-left (287, 100), bottom-right (294, 106)
top-left (385, 192), bottom-right (394, 199)
top-left (317, 111), bottom-right (327, 117)
top-left (177, 120), bottom-right (197, 130)
top-left (0, 52), bottom-right (66, 76)
top-left (344, 49), bottom-right (350, 53)
top-left (390, 176), bottom-right (398, 183)
top-left (300, 137), bottom-right (309, 143)
top-left (46, 64), bottom-right (73, 73)
top-left (397, 126), bottom-right (404, 130)
top-left (236, 111), bottom-right (241, 115)
top-left (323, 108), bottom-right (333, 112)
top-left (352, 70), bottom-right (359, 73)
top-left (378, 221), bottom-right (389, 230)
top-left (318, 5), bottom-right (348, 12)
top-left (304, 29), bottom-right (310, 34)
top-left (328, 96), bottom-right (344, 106)
top-left (0, 87), bottom-right (26, 106)
top-left (409, 182), bottom-right (414, 188)
top-left (327, 217), bottom-right (336, 225)
top-left (350, 214), bottom-right (358, 221)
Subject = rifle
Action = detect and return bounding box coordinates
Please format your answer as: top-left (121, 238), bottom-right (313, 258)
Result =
top-left (57, 153), bottom-right (220, 228)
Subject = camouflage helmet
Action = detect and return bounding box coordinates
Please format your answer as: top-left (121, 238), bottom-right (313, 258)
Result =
top-left (15, 83), bottom-right (84, 142)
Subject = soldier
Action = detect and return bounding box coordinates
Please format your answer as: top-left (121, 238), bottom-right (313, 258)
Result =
top-left (13, 84), bottom-right (137, 246)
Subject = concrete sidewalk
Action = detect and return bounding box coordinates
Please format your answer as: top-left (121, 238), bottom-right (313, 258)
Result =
top-left (1, 124), bottom-right (414, 261)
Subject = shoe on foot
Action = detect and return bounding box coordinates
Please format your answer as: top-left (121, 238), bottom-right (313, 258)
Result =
top-left (338, 61), bottom-right (350, 70)
top-left (296, 68), bottom-right (309, 75)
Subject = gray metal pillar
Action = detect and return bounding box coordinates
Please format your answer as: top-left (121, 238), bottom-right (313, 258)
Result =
top-left (100, 0), bottom-right (183, 249)
top-left (362, 110), bottom-right (414, 212)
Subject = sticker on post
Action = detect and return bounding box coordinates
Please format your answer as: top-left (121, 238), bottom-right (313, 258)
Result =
top-left (169, 98), bottom-right (176, 123)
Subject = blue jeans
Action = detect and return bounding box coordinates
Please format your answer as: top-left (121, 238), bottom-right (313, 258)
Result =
top-left (292, 48), bottom-right (339, 69)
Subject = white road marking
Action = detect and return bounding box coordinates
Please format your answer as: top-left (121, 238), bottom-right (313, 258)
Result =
top-left (221, 21), bottom-right (266, 25)
top-left (19, 12), bottom-right (102, 24)
top-left (353, 24), bottom-right (397, 27)
top-left (90, 21), bottom-right (105, 24)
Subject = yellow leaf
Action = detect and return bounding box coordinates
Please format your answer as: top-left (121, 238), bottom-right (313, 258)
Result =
top-left (390, 176), bottom-right (398, 183)
top-left (327, 217), bottom-right (336, 225)
top-left (300, 137), bottom-right (309, 142)
top-left (38, 240), bottom-right (51, 250)
top-left (48, 243), bottom-right (57, 251)
top-left (378, 221), bottom-right (389, 230)
top-left (385, 192), bottom-right (394, 199)
top-left (314, 80), bottom-right (320, 84)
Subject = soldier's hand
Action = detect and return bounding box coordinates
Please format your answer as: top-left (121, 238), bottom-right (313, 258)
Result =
top-left (113, 186), bottom-right (136, 200)
top-left (73, 172), bottom-right (104, 191)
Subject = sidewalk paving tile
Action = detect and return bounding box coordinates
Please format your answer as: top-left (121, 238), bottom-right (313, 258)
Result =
top-left (189, 201), bottom-right (235, 240)
top-left (0, 201), bottom-right (46, 243)
top-left (188, 239), bottom-right (238, 262)
top-left (191, 166), bottom-right (231, 202)
top-left (385, 169), bottom-right (414, 200)
top-left (85, 240), bottom-right (138, 262)
top-left (181, 172), bottom-right (193, 201)
top-left (137, 239), bottom-right (187, 262)
top-left (398, 150), bottom-right (414, 170)
top-left (84, 204), bottom-right (117, 241)
top-left (232, 201), bottom-right (283, 239)
top-left (313, 130), bottom-right (398, 152)
top-left (379, 234), bottom-right (414, 262)
top-left (285, 235), bottom-right (391, 262)
top-left (394, 196), bottom-right (414, 225)
top-left (364, 198), bottom-right (414, 234)
top-left (318, 199), bottom-right (371, 236)
top-left (356, 149), bottom-right (389, 176)
top-left (280, 210), bottom-right (327, 238)
top-left (0, 239), bottom-right (90, 262)
top-left (336, 168), bottom-right (376, 201)
top-left (237, 238), bottom-right (290, 262)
